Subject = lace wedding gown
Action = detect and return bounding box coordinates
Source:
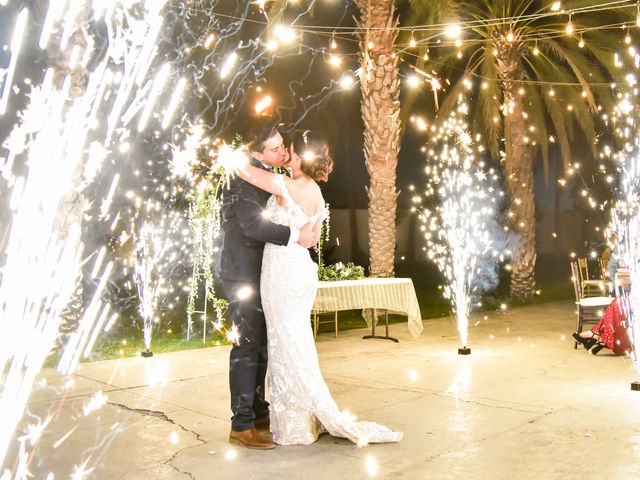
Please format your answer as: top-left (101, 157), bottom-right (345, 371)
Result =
top-left (260, 175), bottom-right (403, 446)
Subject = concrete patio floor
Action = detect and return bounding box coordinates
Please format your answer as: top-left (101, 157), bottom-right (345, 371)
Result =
top-left (9, 300), bottom-right (640, 479)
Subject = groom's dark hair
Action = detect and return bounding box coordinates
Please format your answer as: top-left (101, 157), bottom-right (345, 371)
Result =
top-left (246, 121), bottom-right (281, 153)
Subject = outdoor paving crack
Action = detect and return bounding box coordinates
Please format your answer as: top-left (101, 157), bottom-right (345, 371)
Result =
top-left (108, 402), bottom-right (206, 480)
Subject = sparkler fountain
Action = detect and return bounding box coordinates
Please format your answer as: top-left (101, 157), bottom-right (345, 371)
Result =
top-left (411, 94), bottom-right (509, 355)
top-left (0, 0), bottom-right (187, 472)
top-left (0, 0), bottom-right (359, 475)
top-left (131, 211), bottom-right (169, 357)
top-left (601, 48), bottom-right (640, 389)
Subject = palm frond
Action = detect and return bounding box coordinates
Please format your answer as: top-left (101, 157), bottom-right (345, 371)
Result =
top-left (540, 37), bottom-right (599, 112)
top-left (523, 81), bottom-right (550, 177)
top-left (543, 89), bottom-right (573, 169)
top-left (475, 43), bottom-right (502, 161)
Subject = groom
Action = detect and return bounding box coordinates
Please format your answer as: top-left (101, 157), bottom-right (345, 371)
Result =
top-left (220, 123), bottom-right (316, 449)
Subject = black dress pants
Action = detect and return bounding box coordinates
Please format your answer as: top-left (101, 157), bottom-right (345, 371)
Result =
top-left (221, 279), bottom-right (269, 431)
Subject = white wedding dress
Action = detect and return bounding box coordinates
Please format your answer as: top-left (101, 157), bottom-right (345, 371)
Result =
top-left (260, 175), bottom-right (402, 446)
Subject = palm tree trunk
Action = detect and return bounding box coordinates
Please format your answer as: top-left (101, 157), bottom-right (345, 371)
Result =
top-left (355, 0), bottom-right (400, 278)
top-left (498, 43), bottom-right (537, 298)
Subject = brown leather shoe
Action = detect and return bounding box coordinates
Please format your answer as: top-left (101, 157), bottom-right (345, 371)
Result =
top-left (254, 416), bottom-right (270, 431)
top-left (229, 428), bottom-right (275, 450)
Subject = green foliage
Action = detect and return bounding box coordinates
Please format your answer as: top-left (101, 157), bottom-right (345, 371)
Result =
top-left (318, 262), bottom-right (365, 281)
top-left (402, 0), bottom-right (631, 171)
top-left (186, 166), bottom-right (228, 336)
top-left (314, 203), bottom-right (331, 271)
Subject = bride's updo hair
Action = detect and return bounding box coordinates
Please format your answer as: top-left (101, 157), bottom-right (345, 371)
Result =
top-left (291, 130), bottom-right (334, 182)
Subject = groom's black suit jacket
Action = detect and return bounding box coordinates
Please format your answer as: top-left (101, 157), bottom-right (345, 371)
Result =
top-left (220, 159), bottom-right (291, 284)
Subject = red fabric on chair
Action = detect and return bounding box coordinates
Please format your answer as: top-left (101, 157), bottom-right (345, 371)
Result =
top-left (591, 298), bottom-right (632, 355)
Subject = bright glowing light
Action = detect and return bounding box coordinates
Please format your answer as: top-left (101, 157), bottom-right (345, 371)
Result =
top-left (237, 285), bottom-right (253, 300)
top-left (365, 455), bottom-right (378, 476)
top-left (220, 52), bottom-right (239, 79)
top-left (273, 24), bottom-right (296, 43)
top-left (83, 391), bottom-right (108, 416)
top-left (407, 75), bottom-right (421, 87)
top-left (137, 62), bottom-right (171, 131)
top-left (328, 54), bottom-right (342, 67)
top-left (445, 24), bottom-right (462, 39)
top-left (339, 74), bottom-right (355, 89)
top-left (565, 20), bottom-right (574, 35)
top-left (162, 77), bottom-right (187, 129)
top-left (204, 33), bottom-right (216, 49)
top-left (302, 150), bottom-right (315, 162)
top-left (551, 2), bottom-right (561, 11)
top-left (255, 95), bottom-right (273, 114)
top-left (266, 39), bottom-right (278, 51)
top-left (0, 8), bottom-right (29, 116)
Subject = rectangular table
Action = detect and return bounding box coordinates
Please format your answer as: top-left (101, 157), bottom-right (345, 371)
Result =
top-left (313, 278), bottom-right (423, 341)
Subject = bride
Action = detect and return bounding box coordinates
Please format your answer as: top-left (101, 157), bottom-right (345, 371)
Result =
top-left (228, 129), bottom-right (402, 446)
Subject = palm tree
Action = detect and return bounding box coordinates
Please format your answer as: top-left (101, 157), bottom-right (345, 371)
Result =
top-left (354, 0), bottom-right (402, 277)
top-left (405, 0), bottom-right (629, 297)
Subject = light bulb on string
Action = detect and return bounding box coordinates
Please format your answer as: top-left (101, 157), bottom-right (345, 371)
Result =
top-left (566, 13), bottom-right (574, 35)
top-left (533, 42), bottom-right (539, 55)
top-left (507, 30), bottom-right (514, 42)
top-left (330, 33), bottom-right (337, 50)
top-left (578, 35), bottom-right (584, 48)
top-left (625, 27), bottom-right (632, 44)
top-left (409, 30), bottom-right (417, 48)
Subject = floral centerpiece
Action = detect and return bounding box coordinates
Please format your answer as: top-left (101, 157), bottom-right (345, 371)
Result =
top-left (314, 205), bottom-right (365, 281)
top-left (318, 261), bottom-right (365, 281)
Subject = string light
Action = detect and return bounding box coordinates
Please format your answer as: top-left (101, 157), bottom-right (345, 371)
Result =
top-left (578, 34), bottom-right (585, 48)
top-left (409, 30), bottom-right (417, 48)
top-left (445, 24), bottom-right (462, 39)
top-left (566, 13), bottom-right (574, 35)
top-left (407, 75), bottom-right (421, 87)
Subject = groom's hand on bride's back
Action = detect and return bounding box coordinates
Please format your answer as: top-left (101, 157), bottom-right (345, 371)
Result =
top-left (297, 222), bottom-right (316, 248)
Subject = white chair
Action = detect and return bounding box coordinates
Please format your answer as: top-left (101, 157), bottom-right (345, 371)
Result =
top-left (570, 261), bottom-right (613, 349)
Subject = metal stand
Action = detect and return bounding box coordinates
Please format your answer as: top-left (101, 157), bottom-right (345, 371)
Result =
top-left (363, 308), bottom-right (399, 343)
top-left (458, 346), bottom-right (471, 355)
top-left (631, 381), bottom-right (640, 391)
top-left (188, 276), bottom-right (209, 342)
top-left (141, 349), bottom-right (153, 358)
